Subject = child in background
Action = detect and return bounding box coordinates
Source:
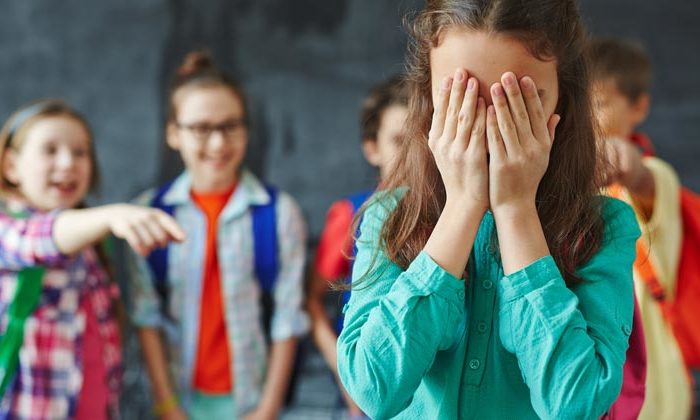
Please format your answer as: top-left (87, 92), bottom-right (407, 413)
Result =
top-left (0, 100), bottom-right (184, 419)
top-left (336, 0), bottom-right (641, 418)
top-left (308, 76), bottom-right (408, 419)
top-left (588, 37), bottom-right (693, 419)
top-left (127, 51), bottom-right (309, 419)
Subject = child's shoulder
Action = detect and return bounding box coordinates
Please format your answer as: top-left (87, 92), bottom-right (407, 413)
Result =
top-left (360, 188), bottom-right (407, 226)
top-left (599, 195), bottom-right (641, 240)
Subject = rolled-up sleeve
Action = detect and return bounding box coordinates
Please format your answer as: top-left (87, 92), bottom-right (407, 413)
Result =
top-left (0, 209), bottom-right (65, 270)
top-left (497, 198), bottom-right (641, 419)
top-left (270, 192), bottom-right (310, 341)
top-left (337, 197), bottom-right (466, 419)
top-left (125, 246), bottom-right (164, 328)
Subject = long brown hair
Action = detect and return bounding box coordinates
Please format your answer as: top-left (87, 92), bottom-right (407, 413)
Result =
top-left (371, 0), bottom-right (604, 286)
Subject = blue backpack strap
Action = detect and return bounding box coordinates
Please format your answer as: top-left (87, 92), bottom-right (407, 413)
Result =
top-left (252, 186), bottom-right (279, 293)
top-left (250, 185), bottom-right (301, 406)
top-left (335, 189), bottom-right (373, 333)
top-left (145, 181), bottom-right (176, 317)
top-left (251, 185), bottom-right (279, 339)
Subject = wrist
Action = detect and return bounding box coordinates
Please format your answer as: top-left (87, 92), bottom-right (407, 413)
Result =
top-left (444, 197), bottom-right (488, 216)
top-left (152, 394), bottom-right (178, 417)
top-left (491, 200), bottom-right (538, 221)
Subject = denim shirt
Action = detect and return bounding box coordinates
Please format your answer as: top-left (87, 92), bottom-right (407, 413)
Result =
top-left (337, 193), bottom-right (640, 420)
top-left (127, 170), bottom-right (309, 415)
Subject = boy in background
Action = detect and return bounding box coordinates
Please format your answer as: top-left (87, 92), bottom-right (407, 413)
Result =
top-left (588, 37), bottom-right (692, 420)
top-left (307, 76), bottom-right (408, 419)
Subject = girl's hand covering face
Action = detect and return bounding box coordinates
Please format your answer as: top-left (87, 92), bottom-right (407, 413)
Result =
top-left (486, 72), bottom-right (561, 212)
top-left (428, 68), bottom-right (489, 212)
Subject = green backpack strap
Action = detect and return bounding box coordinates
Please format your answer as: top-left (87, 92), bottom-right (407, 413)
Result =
top-left (0, 266), bottom-right (44, 396)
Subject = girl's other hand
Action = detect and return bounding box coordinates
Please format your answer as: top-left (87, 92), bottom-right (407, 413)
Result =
top-left (159, 407), bottom-right (187, 420)
top-left (486, 73), bottom-right (560, 214)
top-left (429, 68), bottom-right (489, 213)
top-left (108, 204), bottom-right (186, 256)
top-left (602, 137), bottom-right (645, 188)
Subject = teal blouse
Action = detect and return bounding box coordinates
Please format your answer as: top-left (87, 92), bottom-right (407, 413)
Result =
top-left (337, 194), bottom-right (640, 419)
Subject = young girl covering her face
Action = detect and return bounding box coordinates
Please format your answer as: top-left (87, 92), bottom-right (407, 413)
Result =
top-left (336, 1), bottom-right (641, 419)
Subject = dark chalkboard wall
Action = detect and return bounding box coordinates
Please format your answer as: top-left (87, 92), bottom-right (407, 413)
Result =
top-left (1, 1), bottom-right (698, 236)
top-left (1, 1), bottom-right (698, 417)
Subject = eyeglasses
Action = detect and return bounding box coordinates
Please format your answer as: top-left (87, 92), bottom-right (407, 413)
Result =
top-left (176, 118), bottom-right (246, 142)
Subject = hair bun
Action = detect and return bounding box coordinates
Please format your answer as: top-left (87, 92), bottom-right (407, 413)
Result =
top-left (176, 50), bottom-right (216, 77)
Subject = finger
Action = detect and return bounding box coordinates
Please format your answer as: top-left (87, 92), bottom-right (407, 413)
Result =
top-left (131, 222), bottom-right (158, 251)
top-left (520, 76), bottom-right (550, 143)
top-left (490, 82), bottom-right (520, 153)
top-left (157, 212), bottom-right (186, 242)
top-left (121, 230), bottom-right (148, 256)
top-left (547, 114), bottom-right (561, 143)
top-left (501, 72), bottom-right (532, 141)
top-left (142, 216), bottom-right (170, 248)
top-left (443, 68), bottom-right (469, 142)
top-left (429, 76), bottom-right (453, 142)
top-left (468, 97), bottom-right (487, 154)
top-left (486, 105), bottom-right (506, 160)
top-left (455, 77), bottom-right (479, 148)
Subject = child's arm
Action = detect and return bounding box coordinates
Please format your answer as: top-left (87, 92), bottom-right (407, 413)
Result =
top-left (496, 200), bottom-right (638, 418)
top-left (307, 270), bottom-right (339, 373)
top-left (488, 75), bottom-right (637, 417)
top-left (53, 204), bottom-right (185, 256)
top-left (604, 138), bottom-right (656, 219)
top-left (253, 193), bottom-right (309, 417)
top-left (338, 72), bottom-right (489, 418)
top-left (245, 338), bottom-right (297, 419)
top-left (308, 199), bottom-right (353, 375)
top-left (336, 197), bottom-right (471, 418)
top-left (125, 226), bottom-right (186, 419)
top-left (138, 328), bottom-right (187, 420)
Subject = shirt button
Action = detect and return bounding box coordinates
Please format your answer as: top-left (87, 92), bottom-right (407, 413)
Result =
top-left (469, 359), bottom-right (481, 370)
top-left (458, 290), bottom-right (465, 299)
top-left (622, 324), bottom-right (632, 336)
top-left (477, 322), bottom-right (488, 333)
top-left (482, 280), bottom-right (493, 290)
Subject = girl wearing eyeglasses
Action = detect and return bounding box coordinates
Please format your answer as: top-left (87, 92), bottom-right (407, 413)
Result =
top-left (127, 50), bottom-right (308, 420)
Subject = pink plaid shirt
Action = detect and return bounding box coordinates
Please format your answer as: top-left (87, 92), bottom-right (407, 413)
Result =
top-left (0, 204), bottom-right (122, 420)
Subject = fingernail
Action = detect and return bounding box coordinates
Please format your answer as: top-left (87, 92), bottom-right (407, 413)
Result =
top-left (492, 84), bottom-right (503, 97)
top-left (467, 78), bottom-right (476, 91)
top-left (503, 73), bottom-right (515, 87)
top-left (441, 77), bottom-right (451, 91)
top-left (488, 105), bottom-right (496, 115)
top-left (521, 76), bottom-right (534, 91)
top-left (455, 69), bottom-right (464, 82)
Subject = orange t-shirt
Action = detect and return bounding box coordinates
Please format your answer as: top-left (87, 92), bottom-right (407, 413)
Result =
top-left (191, 184), bottom-right (236, 393)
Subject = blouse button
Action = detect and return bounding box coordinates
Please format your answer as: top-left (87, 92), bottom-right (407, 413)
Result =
top-left (477, 322), bottom-right (488, 333)
top-left (482, 280), bottom-right (493, 290)
top-left (469, 359), bottom-right (481, 370)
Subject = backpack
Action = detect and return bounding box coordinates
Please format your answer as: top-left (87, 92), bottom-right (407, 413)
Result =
top-left (0, 267), bottom-right (44, 397)
top-left (334, 190), bottom-right (373, 334)
top-left (624, 134), bottom-right (700, 368)
top-left (145, 180), bottom-right (301, 403)
top-left (634, 187), bottom-right (700, 368)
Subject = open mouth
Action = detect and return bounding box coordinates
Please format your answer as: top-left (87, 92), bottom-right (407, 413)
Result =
top-left (50, 180), bottom-right (80, 195)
